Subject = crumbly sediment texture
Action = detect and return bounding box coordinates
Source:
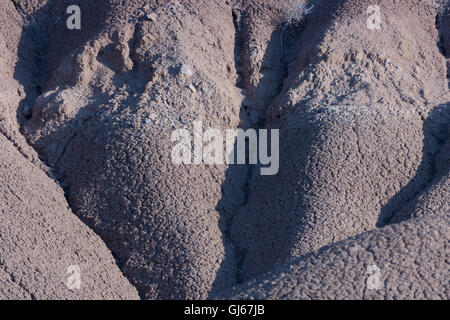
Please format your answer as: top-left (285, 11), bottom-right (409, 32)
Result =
top-left (0, 0), bottom-right (448, 299)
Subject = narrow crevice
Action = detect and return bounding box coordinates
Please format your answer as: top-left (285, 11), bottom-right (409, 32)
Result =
top-left (128, 22), bottom-right (141, 70)
top-left (222, 3), bottom-right (306, 286)
top-left (10, 0), bottom-right (24, 19)
top-left (436, 12), bottom-right (448, 57)
top-left (224, 6), bottom-right (248, 285)
top-left (436, 10), bottom-right (450, 88)
top-left (16, 12), bottom-right (50, 122)
top-left (232, 8), bottom-right (245, 90)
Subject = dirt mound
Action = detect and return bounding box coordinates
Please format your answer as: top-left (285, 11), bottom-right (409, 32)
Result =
top-left (217, 212), bottom-right (449, 300)
top-left (230, 0), bottom-right (450, 280)
top-left (0, 134), bottom-right (138, 299)
top-left (24, 0), bottom-right (248, 299)
top-left (0, 0), bottom-right (44, 165)
top-left (0, 0), bottom-right (138, 300)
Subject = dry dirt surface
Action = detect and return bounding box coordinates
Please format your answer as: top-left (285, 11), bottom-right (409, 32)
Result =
top-left (0, 0), bottom-right (448, 300)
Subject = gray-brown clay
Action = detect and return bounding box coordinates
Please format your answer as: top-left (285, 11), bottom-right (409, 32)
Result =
top-left (0, 0), bottom-right (448, 299)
